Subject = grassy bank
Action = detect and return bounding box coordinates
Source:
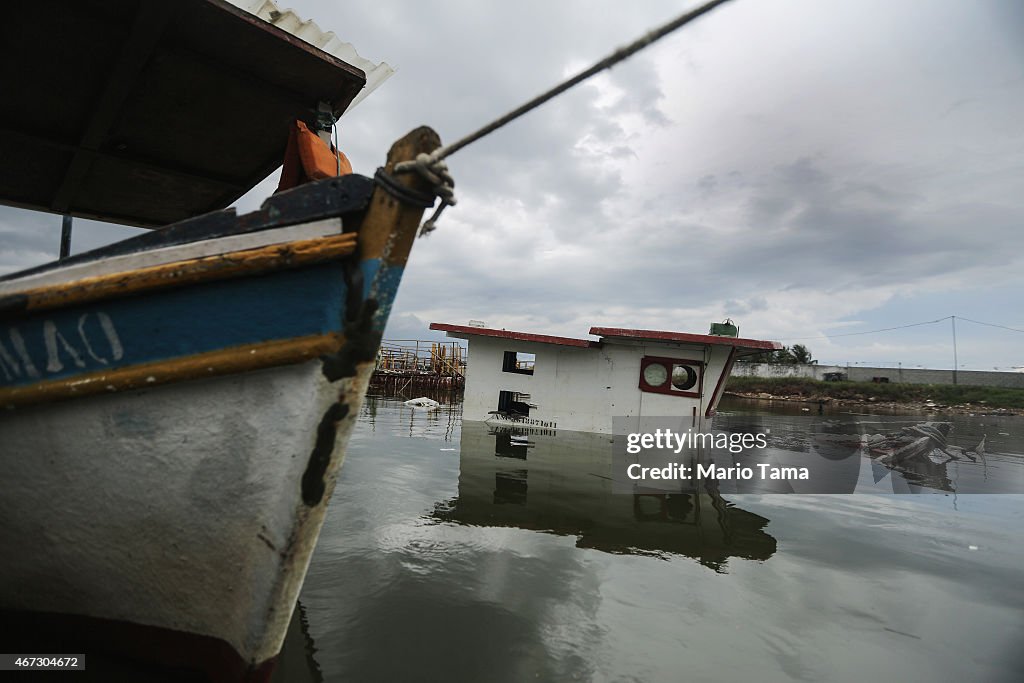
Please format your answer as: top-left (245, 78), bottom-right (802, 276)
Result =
top-left (725, 376), bottom-right (1024, 410)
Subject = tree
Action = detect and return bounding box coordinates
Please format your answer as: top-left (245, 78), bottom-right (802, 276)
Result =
top-left (789, 344), bottom-right (813, 364)
top-left (737, 345), bottom-right (814, 365)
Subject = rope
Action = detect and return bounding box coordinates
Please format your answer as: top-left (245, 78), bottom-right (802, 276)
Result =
top-left (392, 0), bottom-right (735, 235)
top-left (392, 153), bottom-right (456, 236)
top-left (332, 118), bottom-right (341, 177)
top-left (434, 0), bottom-right (735, 162)
top-left (323, 108), bottom-right (453, 236)
top-left (373, 167), bottom-right (437, 208)
top-left (315, 107), bottom-right (342, 176)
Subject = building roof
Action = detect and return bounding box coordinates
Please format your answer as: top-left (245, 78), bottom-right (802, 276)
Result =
top-left (589, 327), bottom-right (782, 351)
top-left (430, 323), bottom-right (781, 351)
top-left (429, 323), bottom-right (597, 348)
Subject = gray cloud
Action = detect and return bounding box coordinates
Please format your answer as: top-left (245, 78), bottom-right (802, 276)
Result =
top-left (1, 0), bottom-right (1021, 368)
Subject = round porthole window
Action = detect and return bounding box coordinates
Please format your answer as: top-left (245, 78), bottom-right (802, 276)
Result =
top-left (642, 362), bottom-right (669, 388)
top-left (671, 364), bottom-right (697, 391)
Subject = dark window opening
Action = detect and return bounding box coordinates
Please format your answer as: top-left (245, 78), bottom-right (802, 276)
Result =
top-left (497, 390), bottom-right (532, 417)
top-left (494, 431), bottom-right (530, 459)
top-left (502, 351), bottom-right (535, 375)
top-left (633, 493), bottom-right (695, 523)
top-left (671, 364), bottom-right (698, 391)
top-left (494, 470), bottom-right (528, 505)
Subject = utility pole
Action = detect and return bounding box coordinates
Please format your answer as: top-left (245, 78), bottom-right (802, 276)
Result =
top-left (951, 315), bottom-right (958, 385)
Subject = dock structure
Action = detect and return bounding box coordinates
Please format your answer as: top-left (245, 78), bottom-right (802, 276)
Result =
top-left (370, 339), bottom-right (466, 394)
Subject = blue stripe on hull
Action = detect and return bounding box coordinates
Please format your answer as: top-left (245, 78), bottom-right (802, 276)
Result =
top-left (0, 264), bottom-right (348, 389)
top-left (360, 258), bottom-right (404, 329)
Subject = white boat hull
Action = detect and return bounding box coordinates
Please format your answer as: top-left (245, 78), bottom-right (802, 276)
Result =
top-left (0, 359), bottom-right (362, 672)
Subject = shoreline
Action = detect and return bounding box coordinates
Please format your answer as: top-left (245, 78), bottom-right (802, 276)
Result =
top-left (723, 390), bottom-right (1024, 417)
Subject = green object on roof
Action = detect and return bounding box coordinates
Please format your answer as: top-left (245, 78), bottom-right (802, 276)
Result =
top-left (709, 319), bottom-right (739, 337)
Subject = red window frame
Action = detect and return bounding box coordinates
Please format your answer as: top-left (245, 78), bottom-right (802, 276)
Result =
top-left (638, 356), bottom-right (703, 398)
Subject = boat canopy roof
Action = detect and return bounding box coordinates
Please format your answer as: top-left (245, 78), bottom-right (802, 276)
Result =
top-left (0, 0), bottom-right (379, 228)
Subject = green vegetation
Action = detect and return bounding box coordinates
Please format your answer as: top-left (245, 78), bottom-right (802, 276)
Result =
top-left (725, 376), bottom-right (1024, 409)
top-left (739, 344), bottom-right (814, 364)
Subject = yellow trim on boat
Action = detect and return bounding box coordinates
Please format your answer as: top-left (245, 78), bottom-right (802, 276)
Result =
top-left (0, 333), bottom-right (344, 409)
top-left (13, 232), bottom-right (358, 314)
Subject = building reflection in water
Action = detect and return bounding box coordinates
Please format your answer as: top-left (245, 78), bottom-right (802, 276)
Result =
top-left (432, 421), bottom-right (777, 572)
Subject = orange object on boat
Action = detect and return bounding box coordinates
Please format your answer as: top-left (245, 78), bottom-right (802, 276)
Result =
top-left (277, 119), bottom-right (352, 192)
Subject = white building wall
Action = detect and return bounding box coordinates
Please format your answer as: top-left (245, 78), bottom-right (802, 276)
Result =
top-left (459, 335), bottom-right (735, 434)
top-left (730, 362), bottom-right (829, 379)
top-left (729, 362), bottom-right (1024, 388)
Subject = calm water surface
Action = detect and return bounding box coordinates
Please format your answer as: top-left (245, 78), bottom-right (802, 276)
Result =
top-left (286, 396), bottom-right (1024, 682)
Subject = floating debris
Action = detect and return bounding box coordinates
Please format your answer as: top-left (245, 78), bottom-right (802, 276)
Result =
top-left (405, 397), bottom-right (441, 409)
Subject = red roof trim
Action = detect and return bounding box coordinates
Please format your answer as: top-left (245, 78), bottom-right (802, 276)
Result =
top-left (589, 327), bottom-right (782, 351)
top-left (706, 346), bottom-right (739, 418)
top-left (429, 323), bottom-right (598, 348)
top-left (430, 323), bottom-right (781, 352)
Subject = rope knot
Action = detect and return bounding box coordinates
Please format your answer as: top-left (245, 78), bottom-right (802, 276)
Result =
top-left (394, 149), bottom-right (457, 237)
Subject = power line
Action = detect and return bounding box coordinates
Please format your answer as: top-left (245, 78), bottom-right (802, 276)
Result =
top-left (956, 316), bottom-right (1024, 334)
top-left (776, 316), bottom-right (951, 341)
top-left (776, 314), bottom-right (1024, 342)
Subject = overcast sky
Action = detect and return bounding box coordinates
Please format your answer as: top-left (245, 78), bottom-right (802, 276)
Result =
top-left (1, 0), bottom-right (1021, 370)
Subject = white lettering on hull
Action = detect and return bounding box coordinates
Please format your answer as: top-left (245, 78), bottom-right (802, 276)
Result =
top-left (485, 414), bottom-right (558, 429)
top-left (0, 312), bottom-right (123, 382)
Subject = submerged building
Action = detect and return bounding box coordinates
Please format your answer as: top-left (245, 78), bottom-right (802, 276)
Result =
top-left (430, 323), bottom-right (780, 434)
